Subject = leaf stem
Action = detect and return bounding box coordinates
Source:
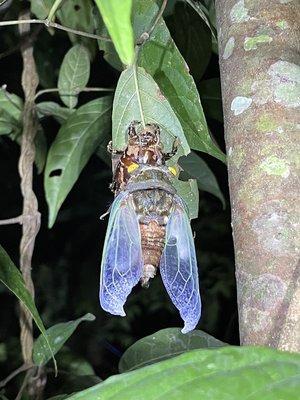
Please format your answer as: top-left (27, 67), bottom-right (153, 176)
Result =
top-left (35, 87), bottom-right (114, 100)
top-left (46, 0), bottom-right (63, 23)
top-left (0, 19), bottom-right (111, 42)
top-left (133, 52), bottom-right (145, 128)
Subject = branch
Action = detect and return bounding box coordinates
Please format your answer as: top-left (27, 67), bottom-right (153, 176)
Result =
top-left (0, 215), bottom-right (23, 225)
top-left (0, 84), bottom-right (22, 111)
top-left (34, 86), bottom-right (114, 100)
top-left (0, 363), bottom-right (33, 388)
top-left (0, 18), bottom-right (111, 42)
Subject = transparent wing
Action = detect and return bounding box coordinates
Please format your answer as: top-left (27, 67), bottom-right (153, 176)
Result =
top-left (160, 200), bottom-right (201, 333)
top-left (99, 193), bottom-right (143, 316)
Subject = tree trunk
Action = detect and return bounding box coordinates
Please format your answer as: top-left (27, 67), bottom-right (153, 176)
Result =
top-left (215, 0), bottom-right (300, 351)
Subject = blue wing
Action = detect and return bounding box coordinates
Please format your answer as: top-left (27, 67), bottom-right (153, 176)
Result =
top-left (99, 193), bottom-right (143, 316)
top-left (160, 199), bottom-right (201, 333)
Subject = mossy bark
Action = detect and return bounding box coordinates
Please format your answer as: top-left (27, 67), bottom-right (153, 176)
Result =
top-left (215, 0), bottom-right (300, 351)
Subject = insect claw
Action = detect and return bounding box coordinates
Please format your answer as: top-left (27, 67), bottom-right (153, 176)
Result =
top-left (100, 208), bottom-right (111, 220)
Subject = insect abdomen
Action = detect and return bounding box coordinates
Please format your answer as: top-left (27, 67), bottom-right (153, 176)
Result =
top-left (140, 221), bottom-right (165, 266)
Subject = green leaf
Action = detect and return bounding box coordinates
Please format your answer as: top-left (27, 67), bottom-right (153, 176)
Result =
top-left (94, 0), bottom-right (134, 66)
top-left (33, 313), bottom-right (95, 366)
top-left (171, 178), bottom-right (199, 220)
top-left (167, 3), bottom-right (212, 82)
top-left (199, 78), bottom-right (223, 122)
top-left (119, 328), bottom-right (226, 373)
top-left (133, 0), bottom-right (225, 163)
top-left (93, 8), bottom-right (123, 71)
top-left (47, 396), bottom-right (69, 400)
top-left (0, 245), bottom-right (56, 370)
top-left (0, 89), bottom-right (23, 137)
top-left (34, 127), bottom-right (48, 174)
top-left (66, 346), bottom-right (300, 400)
top-left (58, 44), bottom-right (91, 109)
top-left (112, 66), bottom-right (189, 158)
top-left (179, 151), bottom-right (225, 207)
top-left (185, 0), bottom-right (216, 39)
top-left (30, 0), bottom-right (53, 19)
top-left (37, 101), bottom-right (74, 124)
top-left (45, 97), bottom-right (112, 228)
top-left (31, 0), bottom-right (97, 56)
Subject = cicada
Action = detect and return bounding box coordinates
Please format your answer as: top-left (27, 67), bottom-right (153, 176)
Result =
top-left (99, 121), bottom-right (201, 333)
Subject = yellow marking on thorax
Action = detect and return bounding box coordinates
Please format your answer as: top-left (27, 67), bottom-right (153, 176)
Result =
top-left (128, 162), bottom-right (139, 173)
top-left (168, 166), bottom-right (178, 176)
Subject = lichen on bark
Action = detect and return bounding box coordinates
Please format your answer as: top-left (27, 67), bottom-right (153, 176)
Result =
top-left (215, 0), bottom-right (300, 351)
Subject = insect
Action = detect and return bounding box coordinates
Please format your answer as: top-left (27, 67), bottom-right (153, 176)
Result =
top-left (99, 121), bottom-right (201, 333)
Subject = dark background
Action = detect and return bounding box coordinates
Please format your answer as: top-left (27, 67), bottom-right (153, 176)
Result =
top-left (0, 1), bottom-right (238, 397)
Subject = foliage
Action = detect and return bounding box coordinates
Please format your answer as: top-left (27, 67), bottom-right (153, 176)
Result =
top-left (67, 346), bottom-right (300, 400)
top-left (0, 0), bottom-right (295, 399)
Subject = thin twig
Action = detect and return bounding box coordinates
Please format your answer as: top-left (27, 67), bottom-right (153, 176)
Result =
top-left (0, 19), bottom-right (111, 42)
top-left (0, 215), bottom-right (23, 225)
top-left (148, 0), bottom-right (168, 38)
top-left (0, 363), bottom-right (33, 388)
top-left (137, 0), bottom-right (168, 45)
top-left (15, 370), bottom-right (32, 400)
top-left (0, 85), bottom-right (22, 111)
top-left (34, 86), bottom-right (114, 100)
top-left (46, 0), bottom-right (63, 22)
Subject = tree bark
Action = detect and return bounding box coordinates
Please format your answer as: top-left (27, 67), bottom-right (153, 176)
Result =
top-left (215, 0), bottom-right (300, 351)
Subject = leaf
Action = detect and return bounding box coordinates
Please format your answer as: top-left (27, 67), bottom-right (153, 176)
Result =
top-left (112, 66), bottom-right (189, 158)
top-left (94, 0), bottom-right (134, 66)
top-left (30, 0), bottom-right (53, 19)
top-left (57, 0), bottom-right (97, 57)
top-left (0, 89), bottom-right (23, 137)
top-left (34, 127), bottom-right (48, 174)
top-left (199, 78), bottom-right (223, 122)
top-left (31, 0), bottom-right (97, 56)
top-left (185, 0), bottom-right (216, 40)
top-left (133, 0), bottom-right (225, 163)
top-left (119, 328), bottom-right (226, 373)
top-left (167, 3), bottom-right (212, 82)
top-left (58, 44), bottom-right (91, 109)
top-left (45, 97), bottom-right (112, 227)
top-left (179, 152), bottom-right (225, 207)
top-left (66, 346), bottom-right (300, 400)
top-left (171, 178), bottom-right (199, 220)
top-left (0, 245), bottom-right (56, 370)
top-left (33, 313), bottom-right (95, 366)
top-left (93, 7), bottom-right (123, 71)
top-left (37, 101), bottom-right (74, 124)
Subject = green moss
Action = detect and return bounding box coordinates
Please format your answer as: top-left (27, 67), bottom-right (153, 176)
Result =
top-left (244, 35), bottom-right (273, 51)
top-left (230, 0), bottom-right (250, 23)
top-left (276, 20), bottom-right (288, 30)
top-left (260, 156), bottom-right (290, 178)
top-left (223, 37), bottom-right (235, 60)
top-left (256, 115), bottom-right (277, 132)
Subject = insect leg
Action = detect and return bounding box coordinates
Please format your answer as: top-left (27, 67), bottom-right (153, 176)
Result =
top-left (165, 137), bottom-right (180, 160)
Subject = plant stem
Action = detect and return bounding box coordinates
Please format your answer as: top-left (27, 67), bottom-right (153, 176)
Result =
top-left (0, 19), bottom-right (111, 42)
top-left (46, 0), bottom-right (63, 22)
top-left (17, 11), bottom-right (41, 397)
top-left (34, 86), bottom-right (114, 100)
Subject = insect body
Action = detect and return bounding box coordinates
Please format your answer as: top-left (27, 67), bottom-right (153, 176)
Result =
top-left (100, 122), bottom-right (201, 333)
